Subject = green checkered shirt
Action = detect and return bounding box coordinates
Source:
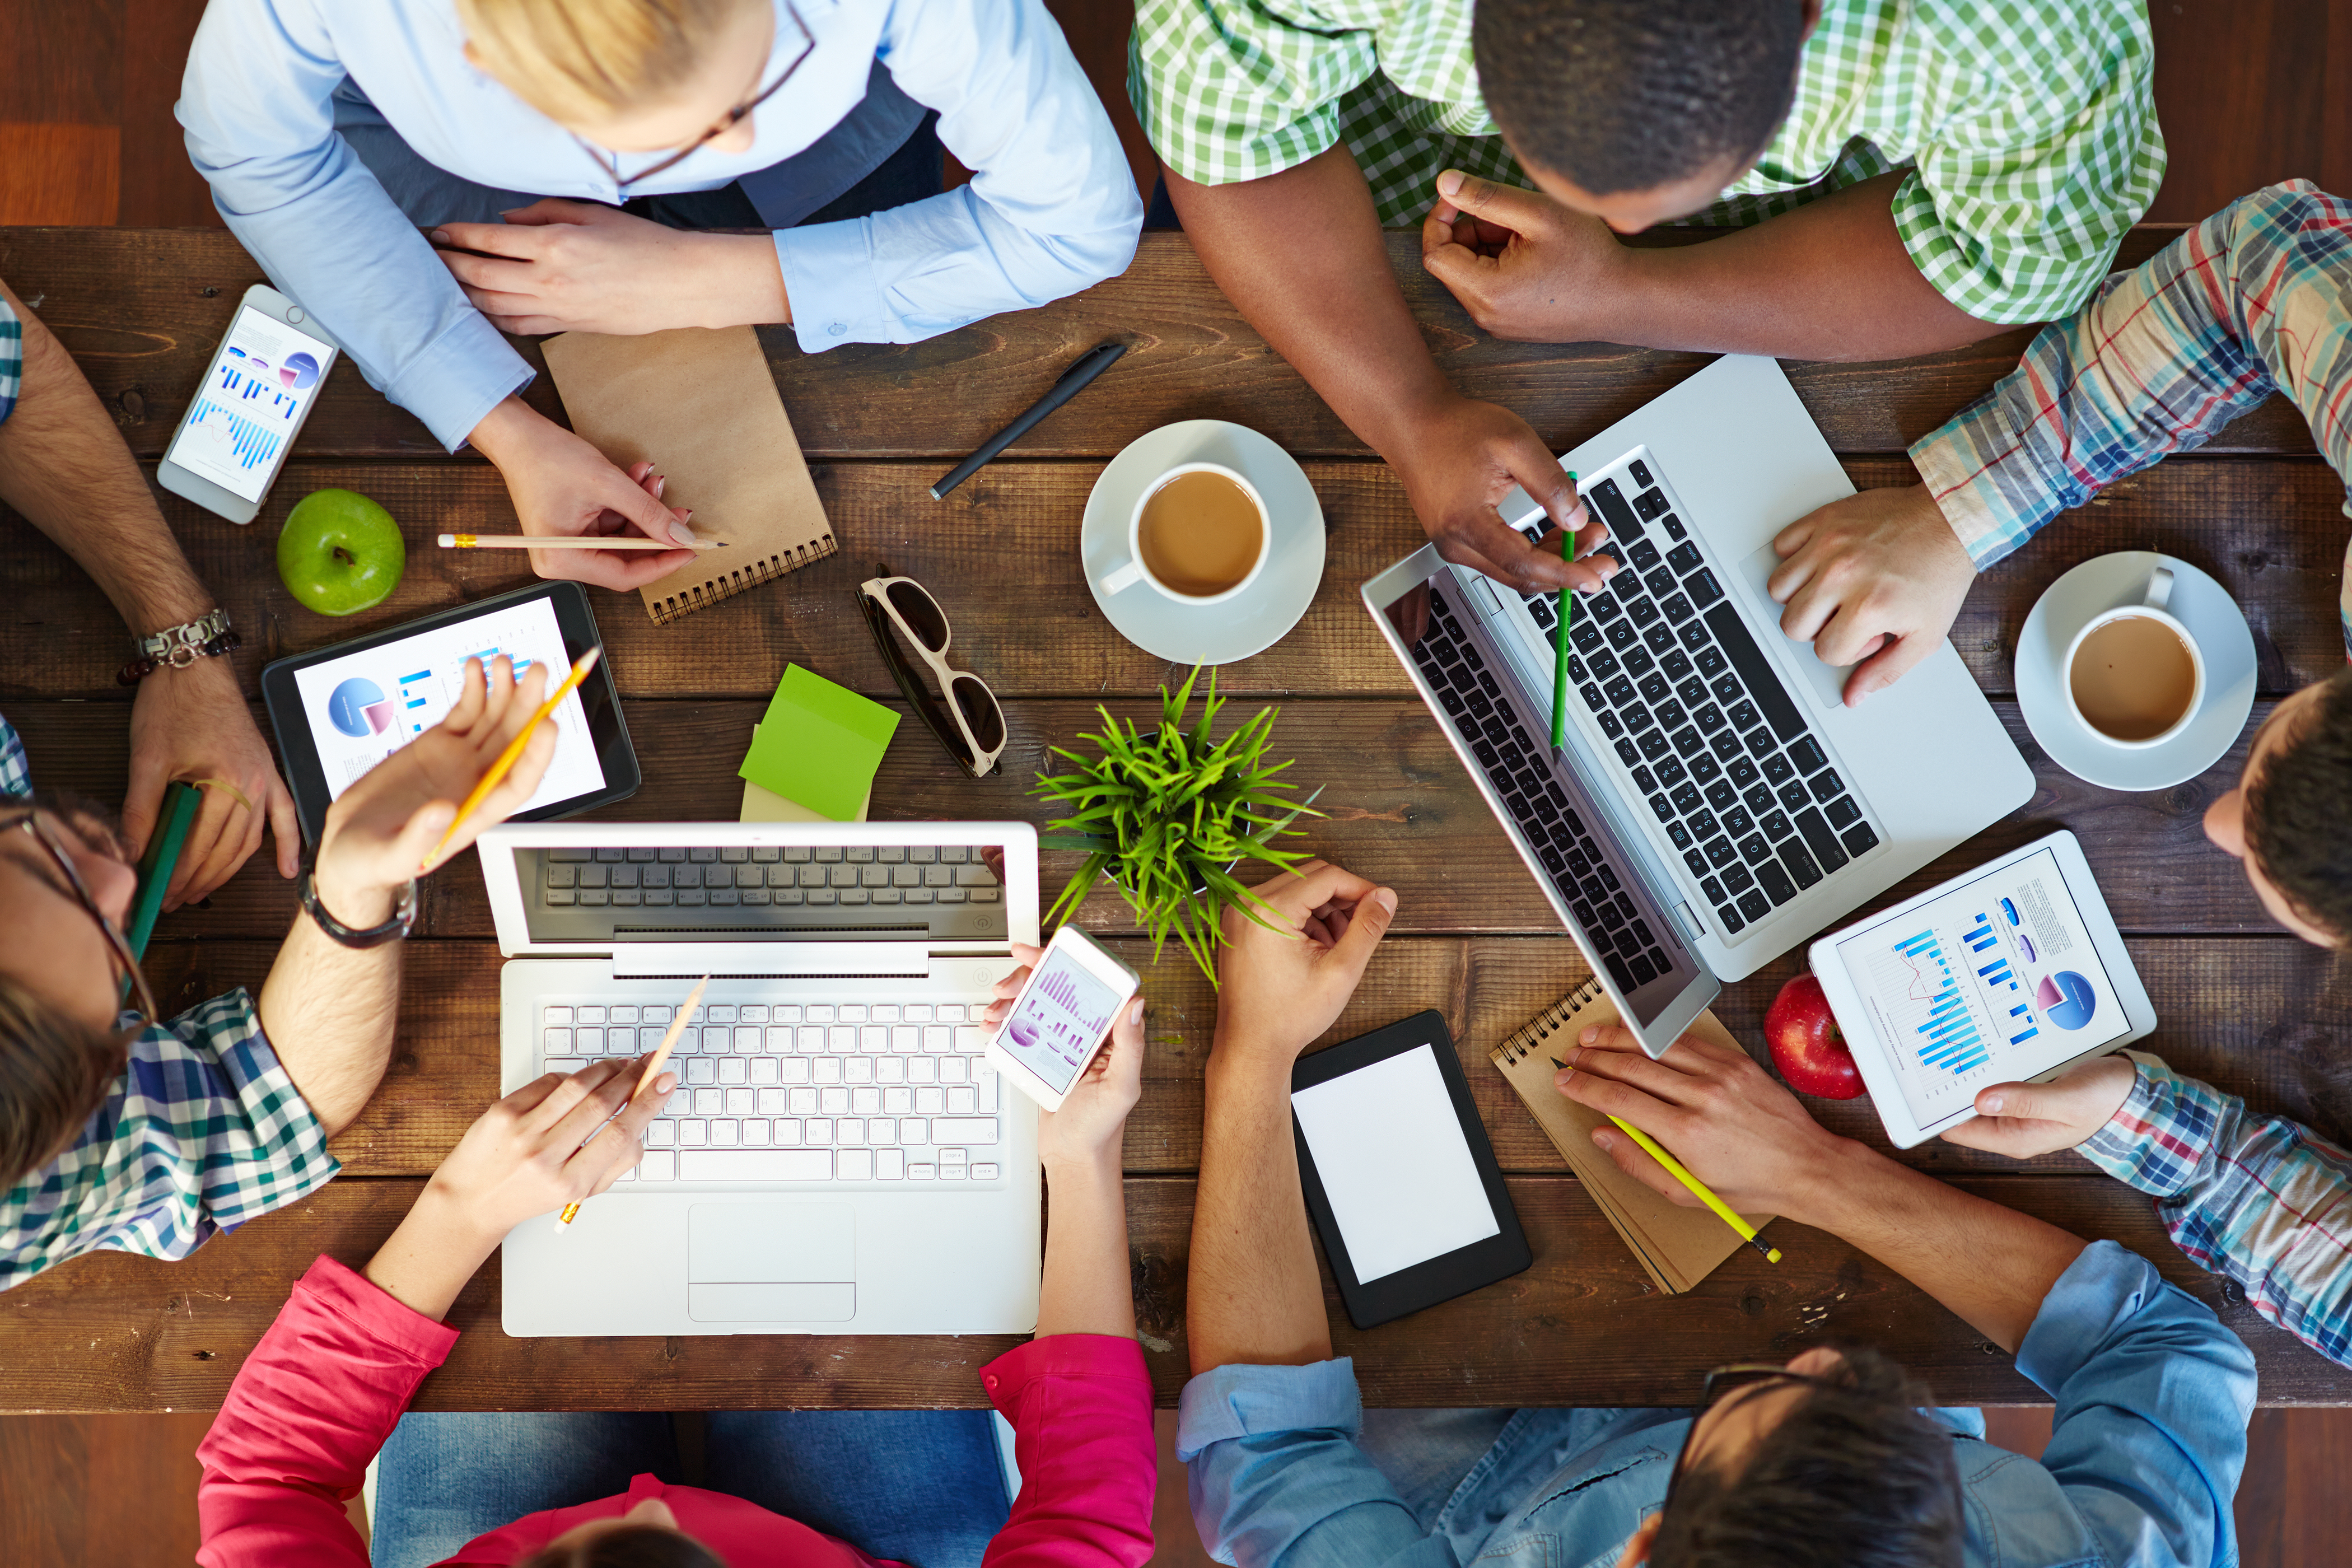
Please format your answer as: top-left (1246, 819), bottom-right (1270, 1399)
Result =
top-left (1131, 0), bottom-right (2164, 324)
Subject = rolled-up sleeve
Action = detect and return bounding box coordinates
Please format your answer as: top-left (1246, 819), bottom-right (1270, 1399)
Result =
top-left (1177, 1359), bottom-right (1455, 1568)
top-left (776, 0), bottom-right (1142, 351)
top-left (980, 1333), bottom-right (1157, 1568)
top-left (177, 0), bottom-right (531, 449)
top-left (2019, 1239), bottom-right (2255, 1568)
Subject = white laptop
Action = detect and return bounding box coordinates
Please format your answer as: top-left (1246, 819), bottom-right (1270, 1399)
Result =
top-left (478, 819), bottom-right (1041, 1337)
top-left (1362, 354), bottom-right (2033, 1054)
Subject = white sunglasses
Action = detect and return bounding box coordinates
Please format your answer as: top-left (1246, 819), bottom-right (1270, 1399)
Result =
top-left (857, 570), bottom-right (1007, 778)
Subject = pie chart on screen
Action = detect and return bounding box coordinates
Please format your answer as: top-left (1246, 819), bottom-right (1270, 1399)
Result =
top-left (280, 352), bottom-right (320, 390)
top-left (2036, 971), bottom-right (2097, 1031)
top-left (326, 677), bottom-right (388, 738)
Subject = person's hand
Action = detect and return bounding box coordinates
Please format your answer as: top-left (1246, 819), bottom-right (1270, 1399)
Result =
top-left (431, 199), bottom-right (788, 335)
top-left (422, 1055), bottom-right (676, 1243)
top-left (1387, 394), bottom-right (1618, 596)
top-left (1555, 1023), bottom-right (1854, 1223)
top-left (468, 397), bottom-right (701, 592)
top-left (1211, 860), bottom-right (1398, 1064)
top-left (1420, 170), bottom-right (1626, 344)
top-left (124, 654), bottom-right (301, 909)
top-left (311, 654), bottom-right (559, 925)
top-left (1939, 1054), bottom-right (2139, 1160)
top-left (984, 942), bottom-right (1147, 1167)
top-left (1766, 484), bottom-right (1977, 705)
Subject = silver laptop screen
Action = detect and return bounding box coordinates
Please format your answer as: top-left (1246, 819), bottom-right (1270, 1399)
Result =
top-left (515, 841), bottom-right (1010, 945)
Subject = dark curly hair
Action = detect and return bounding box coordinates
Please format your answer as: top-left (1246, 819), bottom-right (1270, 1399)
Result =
top-left (2244, 666), bottom-right (2352, 946)
top-left (1472, 0), bottom-right (1808, 197)
top-left (1650, 1346), bottom-right (1964, 1567)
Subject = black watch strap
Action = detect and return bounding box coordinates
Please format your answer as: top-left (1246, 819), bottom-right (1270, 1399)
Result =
top-left (300, 870), bottom-right (417, 948)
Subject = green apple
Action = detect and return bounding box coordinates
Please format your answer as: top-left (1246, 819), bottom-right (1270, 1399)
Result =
top-left (278, 488), bottom-right (405, 616)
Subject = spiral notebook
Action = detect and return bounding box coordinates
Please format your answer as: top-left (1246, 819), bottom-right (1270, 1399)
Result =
top-left (1491, 979), bottom-right (1772, 1294)
top-left (542, 325), bottom-right (837, 625)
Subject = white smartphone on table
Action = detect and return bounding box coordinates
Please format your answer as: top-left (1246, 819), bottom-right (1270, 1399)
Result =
top-left (157, 284), bottom-right (341, 524)
top-left (1807, 830), bottom-right (2157, 1149)
top-left (986, 927), bottom-right (1142, 1110)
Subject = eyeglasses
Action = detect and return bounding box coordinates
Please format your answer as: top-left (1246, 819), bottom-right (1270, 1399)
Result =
top-left (857, 567), bottom-right (1007, 779)
top-left (1661, 1363), bottom-right (1850, 1507)
top-left (577, 2), bottom-right (814, 192)
top-left (3, 808), bottom-right (158, 1035)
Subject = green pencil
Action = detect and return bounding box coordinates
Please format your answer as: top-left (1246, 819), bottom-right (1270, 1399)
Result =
top-left (1550, 472), bottom-right (1579, 748)
top-left (124, 779), bottom-right (200, 963)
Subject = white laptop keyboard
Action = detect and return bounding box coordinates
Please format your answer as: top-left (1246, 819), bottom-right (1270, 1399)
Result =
top-left (540, 996), bottom-right (1004, 1187)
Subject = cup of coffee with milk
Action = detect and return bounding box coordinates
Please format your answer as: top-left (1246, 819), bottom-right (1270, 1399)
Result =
top-left (1097, 462), bottom-right (1268, 606)
top-left (2063, 566), bottom-right (2206, 749)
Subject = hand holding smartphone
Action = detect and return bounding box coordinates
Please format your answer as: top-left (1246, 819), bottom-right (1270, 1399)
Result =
top-left (984, 927), bottom-right (1142, 1110)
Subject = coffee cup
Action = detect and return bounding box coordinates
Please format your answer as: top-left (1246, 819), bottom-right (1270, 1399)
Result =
top-left (2062, 567), bottom-right (2206, 749)
top-left (1098, 461), bottom-right (1270, 606)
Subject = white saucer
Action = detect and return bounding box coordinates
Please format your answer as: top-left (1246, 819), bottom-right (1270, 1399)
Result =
top-left (2016, 550), bottom-right (2257, 791)
top-left (1082, 420), bottom-right (1326, 665)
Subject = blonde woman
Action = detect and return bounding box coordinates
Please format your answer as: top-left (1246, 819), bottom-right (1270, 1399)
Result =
top-left (179, 0), bottom-right (1142, 592)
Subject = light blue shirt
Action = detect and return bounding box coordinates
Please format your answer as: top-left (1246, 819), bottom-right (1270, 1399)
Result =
top-left (1180, 1242), bottom-right (2255, 1568)
top-left (178, 0), bottom-right (1143, 451)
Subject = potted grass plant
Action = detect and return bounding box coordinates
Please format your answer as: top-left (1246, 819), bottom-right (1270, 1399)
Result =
top-left (1034, 666), bottom-right (1321, 983)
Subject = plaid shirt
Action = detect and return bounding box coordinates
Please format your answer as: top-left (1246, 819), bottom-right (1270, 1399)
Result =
top-left (0, 292), bottom-right (19, 424)
top-left (2082, 1051), bottom-right (2352, 1367)
top-left (0, 714), bottom-right (338, 1291)
top-left (1130, 0), bottom-right (2163, 323)
top-left (1914, 180), bottom-right (2352, 655)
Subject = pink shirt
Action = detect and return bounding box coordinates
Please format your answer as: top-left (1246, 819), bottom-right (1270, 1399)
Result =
top-left (197, 1257), bottom-right (1156, 1567)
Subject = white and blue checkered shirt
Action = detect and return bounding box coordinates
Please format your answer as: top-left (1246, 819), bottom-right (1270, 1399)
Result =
top-left (0, 713), bottom-right (338, 1290)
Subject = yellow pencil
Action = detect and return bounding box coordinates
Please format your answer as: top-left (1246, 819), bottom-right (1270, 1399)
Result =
top-left (437, 533), bottom-right (725, 552)
top-left (555, 975), bottom-right (708, 1233)
top-left (1553, 1057), bottom-right (1783, 1263)
top-left (419, 646), bottom-right (601, 873)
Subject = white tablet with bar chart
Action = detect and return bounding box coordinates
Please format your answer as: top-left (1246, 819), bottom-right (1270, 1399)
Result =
top-left (1808, 830), bottom-right (2156, 1148)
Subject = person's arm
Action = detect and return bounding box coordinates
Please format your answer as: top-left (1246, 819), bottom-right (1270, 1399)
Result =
top-left (256, 656), bottom-right (558, 1134)
top-left (1558, 1025), bottom-right (2084, 1351)
top-left (1762, 180), bottom-right (2350, 704)
top-left (1423, 171), bottom-right (1998, 362)
top-left (0, 280), bottom-right (298, 905)
top-left (1947, 1050), bottom-right (2352, 1368)
top-left (197, 1057), bottom-right (670, 1566)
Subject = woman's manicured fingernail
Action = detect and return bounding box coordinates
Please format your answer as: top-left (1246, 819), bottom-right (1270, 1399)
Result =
top-left (1128, 998), bottom-right (1145, 1025)
top-left (1592, 1130), bottom-right (1614, 1153)
top-left (669, 520), bottom-right (699, 545)
top-left (1579, 1026), bottom-right (1598, 1043)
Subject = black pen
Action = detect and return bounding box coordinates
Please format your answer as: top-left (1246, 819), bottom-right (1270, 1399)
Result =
top-left (930, 340), bottom-right (1127, 500)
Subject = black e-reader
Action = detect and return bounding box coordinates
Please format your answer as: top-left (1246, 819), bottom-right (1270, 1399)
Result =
top-left (260, 580), bottom-right (640, 846)
top-left (1290, 1010), bottom-right (1532, 1328)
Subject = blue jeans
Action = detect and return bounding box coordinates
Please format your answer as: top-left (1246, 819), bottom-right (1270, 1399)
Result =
top-left (374, 1409), bottom-right (1011, 1568)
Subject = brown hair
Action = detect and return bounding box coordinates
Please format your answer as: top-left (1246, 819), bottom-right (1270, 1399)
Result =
top-left (518, 1524), bottom-right (727, 1568)
top-left (455, 0), bottom-right (761, 124)
top-left (2244, 666), bottom-right (2352, 946)
top-left (0, 976), bottom-right (132, 1186)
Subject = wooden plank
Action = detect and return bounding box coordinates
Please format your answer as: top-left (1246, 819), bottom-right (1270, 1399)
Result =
top-left (1, 692), bottom-right (2293, 942)
top-left (0, 1172), bottom-right (2336, 1412)
top-left (152, 932), bottom-right (2343, 1182)
top-left (4, 456), bottom-right (2342, 708)
top-left (0, 227), bottom-right (2315, 461)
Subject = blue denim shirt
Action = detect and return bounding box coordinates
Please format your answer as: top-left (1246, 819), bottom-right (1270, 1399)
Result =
top-left (1179, 1243), bottom-right (2254, 1568)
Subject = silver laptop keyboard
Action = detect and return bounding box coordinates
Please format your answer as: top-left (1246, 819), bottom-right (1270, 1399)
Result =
top-left (542, 996), bottom-right (1003, 1187)
top-left (1507, 455), bottom-right (1882, 940)
top-left (539, 844), bottom-right (1001, 909)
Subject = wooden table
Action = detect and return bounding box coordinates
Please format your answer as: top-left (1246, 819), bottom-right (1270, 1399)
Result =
top-left (2, 226), bottom-right (2348, 1413)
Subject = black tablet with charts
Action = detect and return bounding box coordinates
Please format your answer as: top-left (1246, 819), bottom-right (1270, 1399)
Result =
top-left (260, 580), bottom-right (638, 846)
top-left (1290, 1010), bottom-right (1532, 1328)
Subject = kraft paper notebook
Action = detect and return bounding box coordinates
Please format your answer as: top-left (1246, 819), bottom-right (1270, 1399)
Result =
top-left (542, 325), bottom-right (836, 625)
top-left (1491, 978), bottom-right (1775, 1294)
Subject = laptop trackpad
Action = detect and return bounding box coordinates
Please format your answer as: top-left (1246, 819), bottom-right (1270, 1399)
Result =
top-left (689, 1203), bottom-right (856, 1322)
top-left (1738, 542), bottom-right (1852, 711)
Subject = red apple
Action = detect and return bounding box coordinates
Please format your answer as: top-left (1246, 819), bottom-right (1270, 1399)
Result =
top-left (1765, 973), bottom-right (1864, 1099)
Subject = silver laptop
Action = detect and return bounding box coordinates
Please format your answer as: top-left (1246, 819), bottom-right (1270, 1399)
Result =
top-left (478, 819), bottom-right (1041, 1337)
top-left (1363, 355), bottom-right (2033, 1055)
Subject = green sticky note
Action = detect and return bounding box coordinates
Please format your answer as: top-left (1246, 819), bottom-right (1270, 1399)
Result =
top-left (738, 664), bottom-right (899, 822)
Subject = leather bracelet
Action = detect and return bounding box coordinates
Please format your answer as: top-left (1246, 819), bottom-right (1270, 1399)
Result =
top-left (119, 609), bottom-right (240, 686)
top-left (300, 868), bottom-right (418, 949)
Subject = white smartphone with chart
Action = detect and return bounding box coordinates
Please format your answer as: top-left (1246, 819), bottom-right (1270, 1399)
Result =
top-left (157, 284), bottom-right (341, 524)
top-left (985, 927), bottom-right (1141, 1110)
top-left (1808, 830), bottom-right (2156, 1147)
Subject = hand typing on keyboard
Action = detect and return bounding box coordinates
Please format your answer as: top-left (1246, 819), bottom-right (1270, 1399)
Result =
top-left (986, 942), bottom-right (1147, 1172)
top-left (366, 1055), bottom-right (674, 1318)
top-left (1766, 484), bottom-right (1976, 706)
